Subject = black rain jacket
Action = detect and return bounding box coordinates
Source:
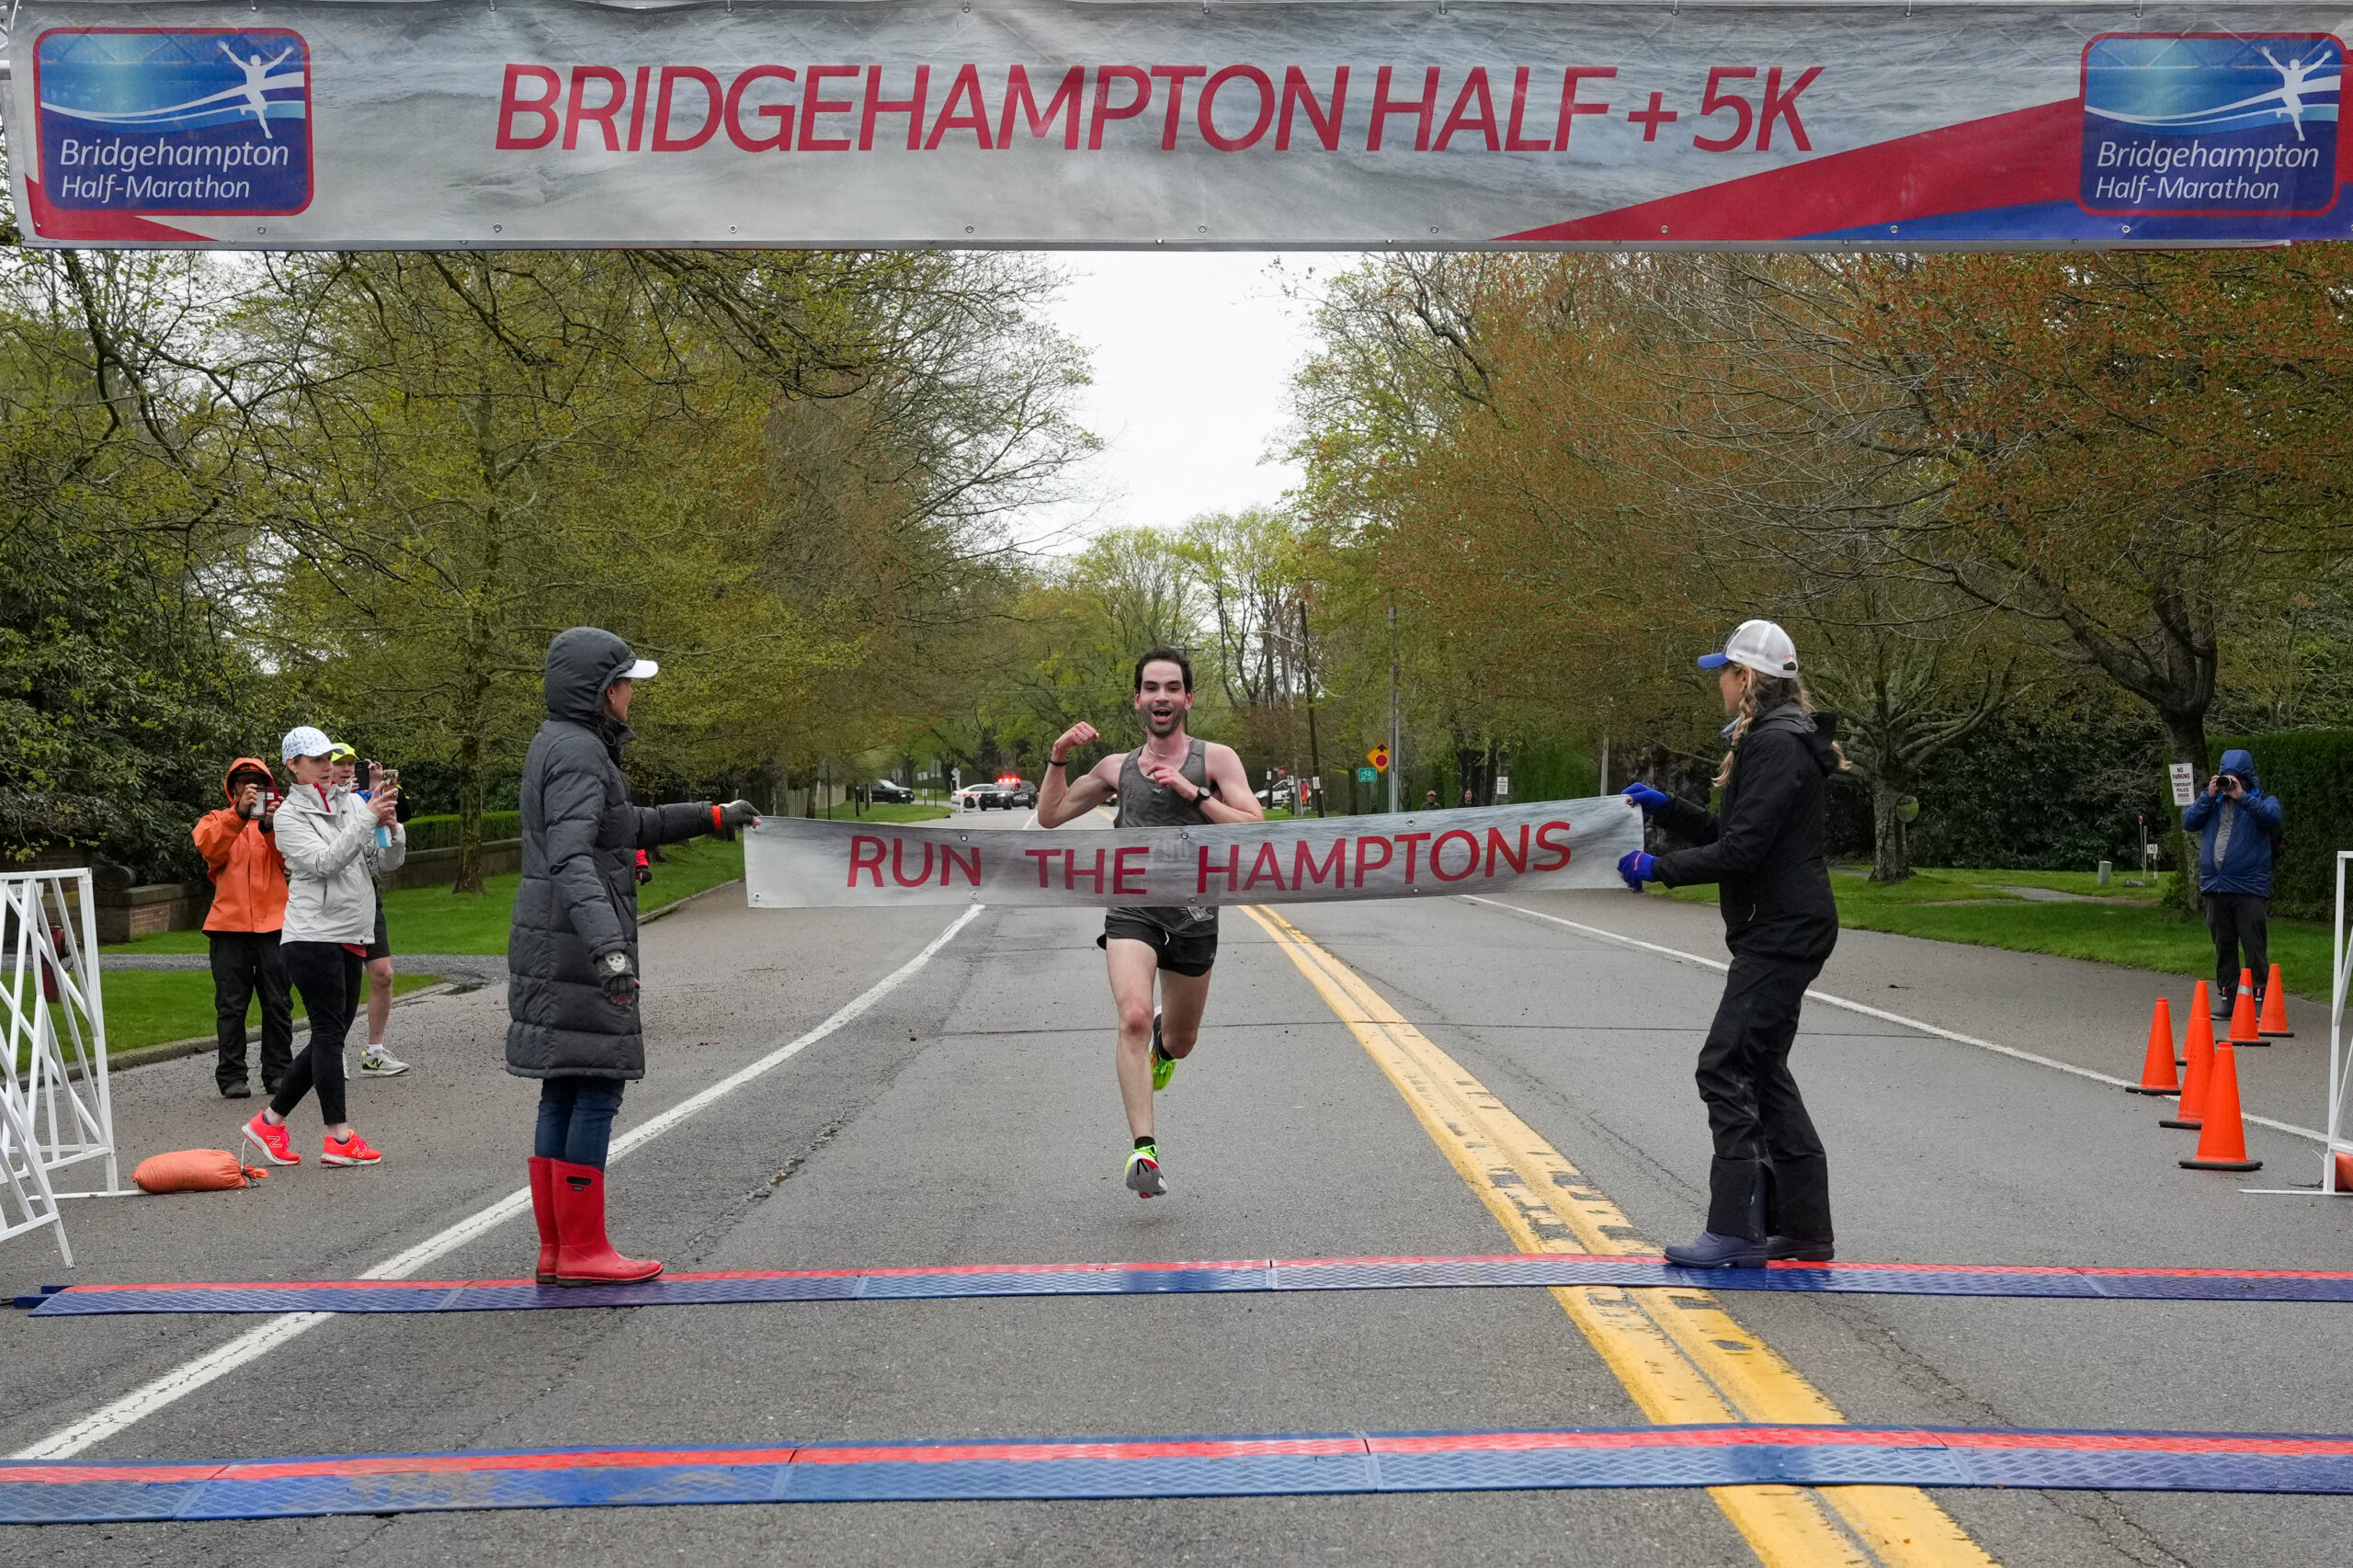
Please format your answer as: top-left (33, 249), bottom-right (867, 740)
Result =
top-left (1652, 704), bottom-right (1842, 964)
top-left (506, 628), bottom-right (714, 1080)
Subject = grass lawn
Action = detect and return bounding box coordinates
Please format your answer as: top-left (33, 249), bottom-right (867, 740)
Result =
top-left (42, 971), bottom-right (445, 1059)
top-left (1661, 867), bottom-right (2332, 999)
top-left (104, 836), bottom-right (746, 958)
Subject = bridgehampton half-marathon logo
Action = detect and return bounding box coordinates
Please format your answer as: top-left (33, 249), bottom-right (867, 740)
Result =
top-left (2082, 33), bottom-right (2341, 216)
top-left (33, 28), bottom-right (312, 214)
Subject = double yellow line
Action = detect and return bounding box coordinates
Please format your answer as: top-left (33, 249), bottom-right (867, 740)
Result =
top-left (1242, 905), bottom-right (1995, 1568)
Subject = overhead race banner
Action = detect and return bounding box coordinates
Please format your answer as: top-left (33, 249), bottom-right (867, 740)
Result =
top-left (743, 798), bottom-right (1640, 909)
top-left (7, 2), bottom-right (2349, 248)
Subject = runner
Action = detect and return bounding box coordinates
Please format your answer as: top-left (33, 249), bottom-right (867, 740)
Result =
top-left (326, 745), bottom-right (409, 1076)
top-left (220, 42), bottom-right (296, 141)
top-left (1036, 646), bottom-right (1261, 1199)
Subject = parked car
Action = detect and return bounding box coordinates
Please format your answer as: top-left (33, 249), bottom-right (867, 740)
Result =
top-left (997, 779), bottom-right (1038, 809)
top-left (870, 778), bottom-right (915, 804)
top-left (951, 783), bottom-right (993, 811)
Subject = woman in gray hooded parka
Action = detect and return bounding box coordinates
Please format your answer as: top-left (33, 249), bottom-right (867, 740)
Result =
top-left (510, 628), bottom-right (759, 1284)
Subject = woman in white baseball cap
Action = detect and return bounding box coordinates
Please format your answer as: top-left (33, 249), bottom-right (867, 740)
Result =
top-left (1613, 619), bottom-right (1847, 1268)
top-left (240, 725), bottom-right (404, 1170)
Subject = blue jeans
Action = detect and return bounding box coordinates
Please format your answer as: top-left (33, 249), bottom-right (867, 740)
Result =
top-left (534, 1077), bottom-right (627, 1169)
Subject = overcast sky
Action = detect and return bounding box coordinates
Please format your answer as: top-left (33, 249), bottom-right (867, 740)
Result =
top-left (1033, 252), bottom-right (1352, 546)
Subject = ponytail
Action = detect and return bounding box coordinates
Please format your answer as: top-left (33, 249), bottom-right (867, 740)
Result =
top-left (1714, 672), bottom-right (1849, 788)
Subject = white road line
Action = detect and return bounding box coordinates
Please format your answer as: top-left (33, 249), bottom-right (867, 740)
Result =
top-left (14, 904), bottom-right (983, 1462)
top-left (1466, 896), bottom-right (2328, 1146)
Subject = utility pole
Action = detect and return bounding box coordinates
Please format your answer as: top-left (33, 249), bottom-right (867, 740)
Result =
top-left (1386, 601), bottom-right (1402, 815)
top-left (1300, 597), bottom-right (1324, 817)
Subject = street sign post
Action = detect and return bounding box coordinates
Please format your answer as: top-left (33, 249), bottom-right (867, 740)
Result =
top-left (1357, 767), bottom-right (1377, 784)
top-left (1368, 745), bottom-right (1389, 773)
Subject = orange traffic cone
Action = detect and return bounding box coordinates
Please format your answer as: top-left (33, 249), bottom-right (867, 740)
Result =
top-left (2179, 1040), bottom-right (2262, 1172)
top-left (2336, 1152), bottom-right (2353, 1193)
top-left (2258, 964), bottom-right (2293, 1039)
top-left (2126, 997), bottom-right (2179, 1096)
top-left (2162, 990), bottom-right (2215, 1130)
top-left (2228, 967), bottom-right (2267, 1049)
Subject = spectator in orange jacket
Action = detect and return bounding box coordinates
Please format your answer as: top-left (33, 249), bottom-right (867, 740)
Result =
top-left (193, 758), bottom-right (294, 1099)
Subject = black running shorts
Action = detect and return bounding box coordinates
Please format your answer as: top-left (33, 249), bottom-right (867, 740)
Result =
top-left (1099, 914), bottom-right (1217, 977)
top-left (364, 905), bottom-right (392, 963)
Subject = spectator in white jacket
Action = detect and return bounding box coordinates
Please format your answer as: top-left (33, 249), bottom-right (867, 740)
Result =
top-left (241, 726), bottom-right (406, 1169)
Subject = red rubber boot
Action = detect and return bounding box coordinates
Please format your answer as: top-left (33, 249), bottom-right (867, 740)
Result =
top-left (550, 1160), bottom-right (663, 1285)
top-left (527, 1157), bottom-right (560, 1284)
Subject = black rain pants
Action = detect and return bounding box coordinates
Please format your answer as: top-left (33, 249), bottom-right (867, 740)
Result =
top-left (2203, 892), bottom-right (2269, 1015)
top-left (209, 929), bottom-right (293, 1096)
top-left (1695, 950), bottom-right (1832, 1243)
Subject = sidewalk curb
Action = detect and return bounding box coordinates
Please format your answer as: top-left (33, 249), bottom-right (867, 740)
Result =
top-left (86, 880), bottom-right (743, 1078)
top-left (639, 877), bottom-right (744, 926)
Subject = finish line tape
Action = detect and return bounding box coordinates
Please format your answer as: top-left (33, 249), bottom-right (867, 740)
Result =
top-left (23, 1253), bottom-right (2353, 1316)
top-left (7, 1425), bottom-right (2353, 1520)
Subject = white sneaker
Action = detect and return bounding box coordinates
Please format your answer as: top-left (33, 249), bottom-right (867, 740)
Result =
top-left (358, 1047), bottom-right (409, 1077)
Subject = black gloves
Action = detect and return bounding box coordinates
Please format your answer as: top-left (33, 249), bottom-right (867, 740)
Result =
top-left (597, 949), bottom-right (639, 1009)
top-left (718, 799), bottom-right (761, 829)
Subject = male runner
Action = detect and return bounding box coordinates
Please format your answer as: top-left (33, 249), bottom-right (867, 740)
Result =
top-left (1037, 646), bottom-right (1261, 1198)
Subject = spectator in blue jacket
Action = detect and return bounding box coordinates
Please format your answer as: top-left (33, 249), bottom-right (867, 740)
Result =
top-left (2181, 748), bottom-right (2283, 1019)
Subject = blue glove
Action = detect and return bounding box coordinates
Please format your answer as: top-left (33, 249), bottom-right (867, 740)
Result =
top-left (1618, 850), bottom-right (1657, 892)
top-left (1621, 782), bottom-right (1670, 816)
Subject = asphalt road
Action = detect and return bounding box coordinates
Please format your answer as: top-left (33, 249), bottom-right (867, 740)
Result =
top-left (6, 810), bottom-right (2349, 1566)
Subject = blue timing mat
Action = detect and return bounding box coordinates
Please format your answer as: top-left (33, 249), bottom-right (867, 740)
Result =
top-left (20, 1253), bottom-right (2353, 1316)
top-left (6, 1424), bottom-right (2352, 1521)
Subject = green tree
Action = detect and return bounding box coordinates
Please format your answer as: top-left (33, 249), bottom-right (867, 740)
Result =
top-left (0, 244), bottom-right (276, 880)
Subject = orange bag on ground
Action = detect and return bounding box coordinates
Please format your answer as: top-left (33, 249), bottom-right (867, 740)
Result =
top-left (132, 1149), bottom-right (267, 1193)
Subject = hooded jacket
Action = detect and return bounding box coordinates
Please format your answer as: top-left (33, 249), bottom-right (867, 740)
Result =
top-left (2181, 748), bottom-right (2282, 898)
top-left (194, 759), bottom-right (290, 935)
top-left (506, 628), bottom-right (717, 1080)
top-left (1653, 705), bottom-right (1843, 963)
top-left (274, 776), bottom-right (406, 945)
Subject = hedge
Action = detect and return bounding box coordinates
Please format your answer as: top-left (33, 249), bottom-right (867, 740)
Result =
top-left (403, 812), bottom-right (522, 854)
top-left (2206, 730), bottom-right (2353, 921)
top-left (1906, 707), bottom-right (2171, 873)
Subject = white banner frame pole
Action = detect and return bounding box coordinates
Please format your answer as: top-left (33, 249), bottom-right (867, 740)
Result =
top-left (0, 870), bottom-right (134, 1231)
top-left (0, 874), bottom-right (77, 1262)
top-left (2327, 851), bottom-right (2352, 1194)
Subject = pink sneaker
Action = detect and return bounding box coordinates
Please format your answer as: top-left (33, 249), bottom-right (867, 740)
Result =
top-left (242, 1113), bottom-right (300, 1166)
top-left (321, 1131), bottom-right (382, 1167)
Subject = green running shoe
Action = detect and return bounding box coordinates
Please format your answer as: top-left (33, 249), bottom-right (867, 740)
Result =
top-left (1124, 1143), bottom-right (1167, 1199)
top-left (1150, 1010), bottom-right (1176, 1092)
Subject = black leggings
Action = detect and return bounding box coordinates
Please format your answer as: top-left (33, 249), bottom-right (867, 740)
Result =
top-left (1694, 950), bottom-right (1832, 1242)
top-left (271, 942), bottom-right (360, 1127)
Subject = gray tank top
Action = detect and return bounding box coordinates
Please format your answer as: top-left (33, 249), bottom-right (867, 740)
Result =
top-left (1112, 738), bottom-right (1215, 933)
top-left (1114, 738), bottom-right (1213, 830)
